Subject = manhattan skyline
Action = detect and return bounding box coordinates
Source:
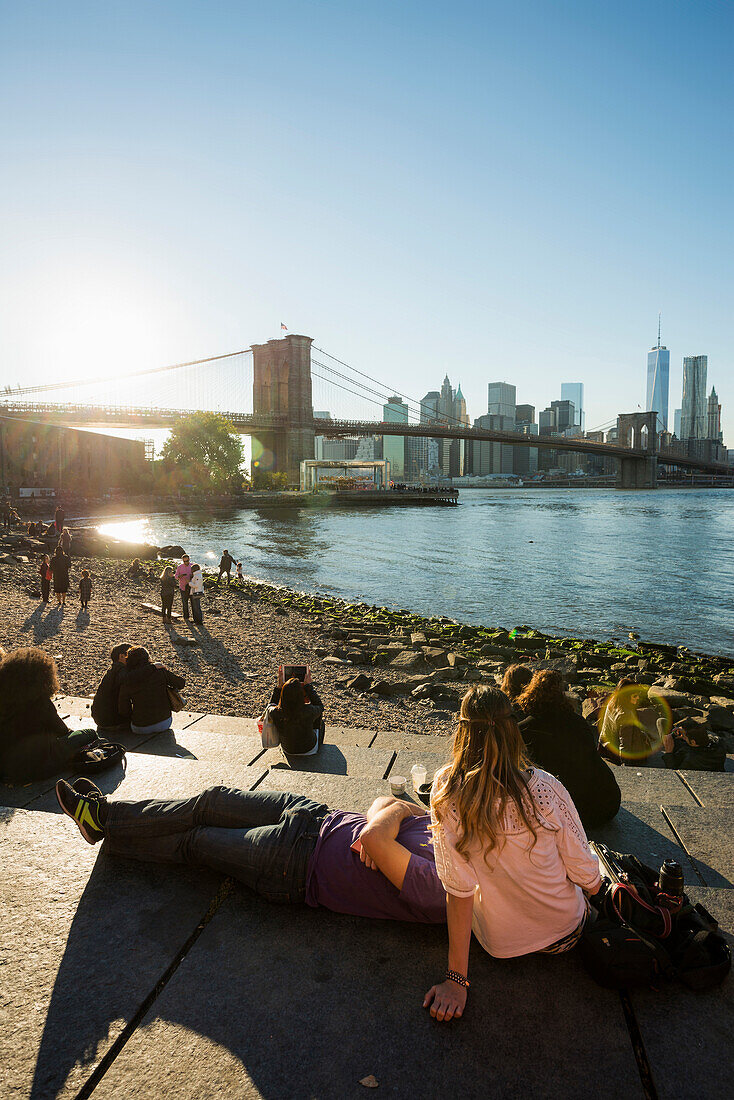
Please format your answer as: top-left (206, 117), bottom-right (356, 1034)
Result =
top-left (1, 2), bottom-right (732, 440)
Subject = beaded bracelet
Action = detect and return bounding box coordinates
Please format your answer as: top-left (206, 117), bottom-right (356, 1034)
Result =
top-left (446, 969), bottom-right (470, 989)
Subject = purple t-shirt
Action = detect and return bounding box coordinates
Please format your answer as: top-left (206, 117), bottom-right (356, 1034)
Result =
top-left (305, 811), bottom-right (446, 923)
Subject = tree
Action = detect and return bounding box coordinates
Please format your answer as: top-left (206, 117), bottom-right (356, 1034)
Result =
top-left (161, 413), bottom-right (245, 491)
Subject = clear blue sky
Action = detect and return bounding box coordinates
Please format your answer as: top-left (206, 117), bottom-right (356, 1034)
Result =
top-left (1, 1), bottom-right (732, 439)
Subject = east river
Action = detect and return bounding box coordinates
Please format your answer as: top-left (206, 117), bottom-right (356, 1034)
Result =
top-left (96, 488), bottom-right (734, 657)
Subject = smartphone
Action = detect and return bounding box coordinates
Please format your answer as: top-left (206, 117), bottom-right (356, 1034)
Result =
top-left (283, 664), bottom-right (308, 682)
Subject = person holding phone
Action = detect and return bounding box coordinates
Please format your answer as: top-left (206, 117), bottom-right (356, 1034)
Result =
top-left (263, 665), bottom-right (324, 756)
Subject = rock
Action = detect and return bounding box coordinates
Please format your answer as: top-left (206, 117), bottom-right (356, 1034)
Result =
top-left (390, 650), bottom-right (423, 671)
top-left (0, 553), bottom-right (16, 564)
top-left (703, 706), bottom-right (734, 732)
top-left (274, 607), bottom-right (288, 616)
top-left (463, 669), bottom-right (483, 681)
top-left (712, 673), bottom-right (734, 693)
top-left (447, 652), bottom-right (467, 668)
top-left (709, 695), bottom-right (734, 711)
top-left (411, 684), bottom-right (433, 699)
top-left (582, 698), bottom-right (601, 720)
top-left (347, 674), bottom-right (372, 693)
top-left (410, 632), bottom-right (427, 645)
top-left (370, 680), bottom-right (401, 697)
top-left (159, 545), bottom-right (185, 556)
top-left (25, 587), bottom-right (42, 598)
top-left (170, 632), bottom-right (198, 647)
top-left (422, 647), bottom-right (450, 669)
top-left (323, 656), bottom-right (348, 665)
top-left (647, 686), bottom-right (698, 709)
top-left (313, 647), bottom-right (328, 656)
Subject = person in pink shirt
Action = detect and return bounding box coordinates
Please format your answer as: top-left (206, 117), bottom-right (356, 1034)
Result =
top-left (425, 685), bottom-right (602, 1023)
top-left (174, 554), bottom-right (193, 620)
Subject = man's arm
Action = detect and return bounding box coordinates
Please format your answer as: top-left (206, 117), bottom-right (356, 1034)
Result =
top-left (358, 797), bottom-right (427, 891)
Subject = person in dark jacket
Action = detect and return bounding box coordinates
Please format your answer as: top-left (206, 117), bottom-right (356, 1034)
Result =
top-left (515, 670), bottom-right (621, 828)
top-left (91, 643), bottom-right (132, 732)
top-left (0, 647), bottom-right (96, 783)
top-left (54, 504), bottom-right (65, 534)
top-left (118, 646), bottom-right (186, 735)
top-left (59, 527), bottom-right (72, 557)
top-left (160, 566), bottom-right (177, 624)
top-left (662, 720), bottom-right (727, 772)
top-left (264, 667), bottom-right (324, 756)
top-left (217, 549), bottom-right (235, 585)
top-left (50, 545), bottom-right (71, 607)
top-left (79, 569), bottom-right (92, 611)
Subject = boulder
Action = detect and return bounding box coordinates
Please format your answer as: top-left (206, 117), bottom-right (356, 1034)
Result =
top-left (422, 647), bottom-right (450, 669)
top-left (390, 650), bottom-right (424, 671)
top-left (709, 695), bottom-right (734, 711)
top-left (370, 680), bottom-right (402, 697)
top-left (410, 632), bottom-right (427, 646)
top-left (648, 686), bottom-right (698, 709)
top-left (712, 673), bottom-right (734, 693)
top-left (703, 705), bottom-right (734, 732)
top-left (323, 656), bottom-right (348, 666)
top-left (447, 652), bottom-right (467, 668)
top-left (170, 632), bottom-right (198, 647)
top-left (347, 673), bottom-right (372, 693)
top-left (159, 545), bottom-right (185, 557)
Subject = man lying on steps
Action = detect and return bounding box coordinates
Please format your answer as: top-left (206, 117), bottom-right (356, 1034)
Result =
top-left (55, 781), bottom-right (447, 923)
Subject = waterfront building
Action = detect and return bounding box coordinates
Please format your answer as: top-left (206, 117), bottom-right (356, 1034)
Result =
top-left (488, 382), bottom-right (516, 420)
top-left (551, 400), bottom-right (575, 432)
top-left (315, 436), bottom-right (359, 461)
top-left (382, 396), bottom-right (408, 481)
top-left (561, 383), bottom-right (585, 429)
top-left (514, 405), bottom-right (538, 476)
top-left (0, 416), bottom-right (147, 494)
top-left (646, 340), bottom-right (670, 431)
top-left (515, 403), bottom-right (535, 424)
top-left (673, 408), bottom-right (682, 438)
top-left (681, 356), bottom-right (708, 439)
top-left (707, 387), bottom-right (722, 442)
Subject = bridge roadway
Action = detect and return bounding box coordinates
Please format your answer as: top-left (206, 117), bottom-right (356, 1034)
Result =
top-left (0, 402), bottom-right (729, 474)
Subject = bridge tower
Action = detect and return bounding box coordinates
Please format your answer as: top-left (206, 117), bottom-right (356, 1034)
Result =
top-left (616, 411), bottom-right (658, 489)
top-left (251, 334), bottom-right (314, 484)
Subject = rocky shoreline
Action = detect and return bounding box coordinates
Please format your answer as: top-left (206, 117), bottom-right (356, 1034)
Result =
top-left (1, 529), bottom-right (734, 742)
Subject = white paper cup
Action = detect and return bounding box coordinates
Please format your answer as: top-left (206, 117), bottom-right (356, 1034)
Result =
top-left (389, 776), bottom-right (406, 797)
top-left (411, 765), bottom-right (428, 791)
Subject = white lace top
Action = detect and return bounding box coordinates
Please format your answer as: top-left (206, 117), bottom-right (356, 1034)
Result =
top-left (430, 767), bottom-right (601, 958)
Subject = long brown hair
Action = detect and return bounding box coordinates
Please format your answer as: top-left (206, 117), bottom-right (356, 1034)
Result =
top-left (515, 669), bottom-right (573, 719)
top-left (432, 686), bottom-right (538, 864)
top-left (271, 677), bottom-right (306, 730)
top-left (500, 663), bottom-right (532, 701)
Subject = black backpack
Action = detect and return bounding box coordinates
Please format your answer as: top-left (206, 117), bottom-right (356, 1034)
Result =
top-left (72, 737), bottom-right (127, 774)
top-left (579, 844), bottom-right (730, 992)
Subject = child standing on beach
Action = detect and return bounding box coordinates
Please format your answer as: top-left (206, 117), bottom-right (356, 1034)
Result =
top-left (236, 562), bottom-right (244, 582)
top-left (79, 570), bottom-right (92, 612)
top-left (160, 566), bottom-right (176, 625)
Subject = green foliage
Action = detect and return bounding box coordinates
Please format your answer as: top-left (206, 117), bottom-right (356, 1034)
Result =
top-left (160, 413), bottom-right (245, 490)
top-left (252, 470), bottom-right (288, 491)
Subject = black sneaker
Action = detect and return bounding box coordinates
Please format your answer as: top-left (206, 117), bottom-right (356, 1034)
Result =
top-left (56, 779), bottom-right (107, 844)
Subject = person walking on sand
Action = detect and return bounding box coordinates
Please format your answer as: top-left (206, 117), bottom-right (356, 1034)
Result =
top-left (217, 549), bottom-right (234, 585)
top-left (54, 503), bottom-right (65, 535)
top-left (79, 569), bottom-right (92, 612)
top-left (50, 545), bottom-right (71, 608)
top-left (38, 554), bottom-right (52, 604)
top-left (160, 566), bottom-right (177, 625)
top-left (175, 554), bottom-right (193, 620)
top-left (59, 527), bottom-right (72, 557)
top-left (189, 563), bottom-right (204, 625)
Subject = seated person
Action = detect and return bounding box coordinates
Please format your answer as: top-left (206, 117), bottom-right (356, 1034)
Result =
top-left (117, 645), bottom-right (186, 735)
top-left (501, 663), bottom-right (533, 703)
top-left (0, 647), bottom-right (96, 783)
top-left (263, 666), bottom-right (324, 756)
top-left (91, 643), bottom-right (132, 732)
top-left (515, 670), bottom-right (621, 828)
top-left (598, 679), bottom-right (662, 766)
top-left (55, 781), bottom-right (447, 924)
top-left (662, 718), bottom-right (727, 772)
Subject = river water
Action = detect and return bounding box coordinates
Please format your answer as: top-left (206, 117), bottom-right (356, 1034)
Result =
top-left (95, 489), bottom-right (734, 657)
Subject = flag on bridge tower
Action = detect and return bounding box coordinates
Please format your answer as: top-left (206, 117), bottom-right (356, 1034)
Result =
top-left (281, 322), bottom-right (288, 331)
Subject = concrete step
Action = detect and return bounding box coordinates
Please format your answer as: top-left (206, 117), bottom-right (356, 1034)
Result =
top-left (261, 744), bottom-right (394, 779)
top-left (257, 771), bottom-right (398, 815)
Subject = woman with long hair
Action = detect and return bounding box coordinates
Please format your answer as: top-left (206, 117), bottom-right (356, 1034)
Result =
top-left (425, 685), bottom-right (601, 1022)
top-left (264, 667), bottom-right (324, 756)
top-left (515, 670), bottom-right (621, 826)
top-left (500, 663), bottom-right (532, 702)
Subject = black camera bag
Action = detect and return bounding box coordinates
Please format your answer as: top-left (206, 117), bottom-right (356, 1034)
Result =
top-left (579, 845), bottom-right (730, 992)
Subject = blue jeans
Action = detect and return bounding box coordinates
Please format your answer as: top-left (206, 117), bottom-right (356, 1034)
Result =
top-left (104, 786), bottom-right (329, 903)
top-left (131, 716), bottom-right (173, 735)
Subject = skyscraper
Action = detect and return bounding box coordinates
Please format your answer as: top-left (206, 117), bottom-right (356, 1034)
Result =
top-left (560, 383), bottom-right (584, 429)
top-left (382, 396), bottom-right (408, 481)
top-left (707, 387), bottom-right (722, 442)
top-left (673, 408), bottom-right (682, 438)
top-left (646, 320), bottom-right (670, 431)
top-left (487, 382), bottom-right (516, 419)
top-left (681, 356), bottom-right (708, 439)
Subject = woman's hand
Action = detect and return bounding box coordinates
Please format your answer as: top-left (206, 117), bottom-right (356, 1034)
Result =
top-left (423, 980), bottom-right (467, 1021)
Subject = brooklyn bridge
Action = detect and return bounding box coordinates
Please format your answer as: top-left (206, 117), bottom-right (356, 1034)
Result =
top-left (1, 334), bottom-right (730, 489)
